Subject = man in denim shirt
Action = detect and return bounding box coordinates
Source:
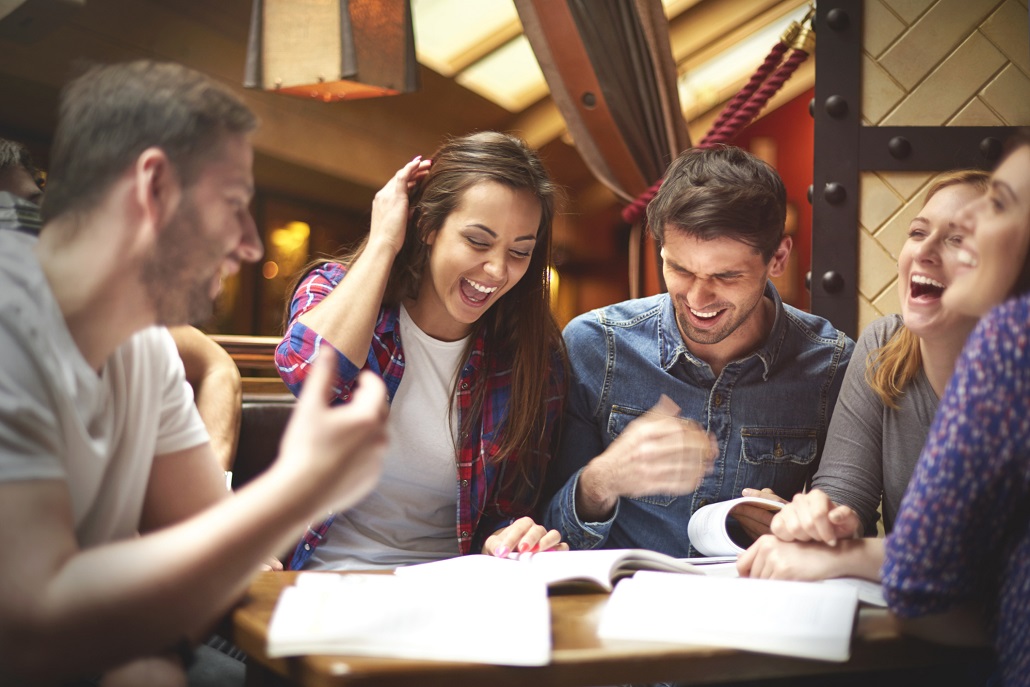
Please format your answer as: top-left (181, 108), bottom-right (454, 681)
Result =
top-left (543, 146), bottom-right (853, 556)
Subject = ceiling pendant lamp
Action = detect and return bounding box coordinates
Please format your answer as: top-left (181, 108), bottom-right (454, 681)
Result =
top-left (244, 0), bottom-right (419, 102)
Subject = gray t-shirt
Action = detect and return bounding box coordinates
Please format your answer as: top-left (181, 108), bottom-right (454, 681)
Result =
top-left (0, 231), bottom-right (208, 548)
top-left (812, 315), bottom-right (937, 535)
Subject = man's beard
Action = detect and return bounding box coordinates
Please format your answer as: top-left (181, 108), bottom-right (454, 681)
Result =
top-left (142, 196), bottom-right (223, 326)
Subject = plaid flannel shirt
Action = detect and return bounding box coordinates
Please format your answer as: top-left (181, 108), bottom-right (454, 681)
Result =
top-left (275, 262), bottom-right (562, 569)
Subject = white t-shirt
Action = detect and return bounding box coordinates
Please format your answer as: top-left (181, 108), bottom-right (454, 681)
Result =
top-left (0, 231), bottom-right (209, 548)
top-left (306, 304), bottom-right (465, 570)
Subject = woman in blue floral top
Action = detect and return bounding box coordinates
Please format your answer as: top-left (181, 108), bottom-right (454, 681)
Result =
top-left (881, 129), bottom-right (1030, 686)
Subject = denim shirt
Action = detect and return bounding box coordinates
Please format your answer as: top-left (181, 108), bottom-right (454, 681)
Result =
top-left (542, 283), bottom-right (853, 556)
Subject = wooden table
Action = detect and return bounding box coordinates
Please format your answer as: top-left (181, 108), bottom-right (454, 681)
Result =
top-left (232, 571), bottom-right (988, 687)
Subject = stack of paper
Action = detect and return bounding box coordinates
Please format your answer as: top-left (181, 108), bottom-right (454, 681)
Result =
top-left (598, 571), bottom-right (859, 662)
top-left (267, 571), bottom-right (550, 665)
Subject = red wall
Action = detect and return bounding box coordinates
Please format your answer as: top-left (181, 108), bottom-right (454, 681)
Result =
top-left (730, 87), bottom-right (815, 310)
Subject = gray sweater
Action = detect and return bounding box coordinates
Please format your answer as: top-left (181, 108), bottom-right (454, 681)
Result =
top-left (812, 315), bottom-right (938, 535)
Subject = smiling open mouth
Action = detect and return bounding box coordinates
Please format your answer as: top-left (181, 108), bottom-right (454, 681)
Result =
top-left (690, 307), bottom-right (721, 319)
top-left (460, 277), bottom-right (498, 304)
top-left (910, 274), bottom-right (945, 299)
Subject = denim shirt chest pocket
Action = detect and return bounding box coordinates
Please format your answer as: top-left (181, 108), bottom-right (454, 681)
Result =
top-left (607, 405), bottom-right (678, 507)
top-left (733, 427), bottom-right (818, 497)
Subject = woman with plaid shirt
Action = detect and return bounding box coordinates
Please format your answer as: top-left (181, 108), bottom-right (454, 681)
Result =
top-left (276, 132), bottom-right (568, 571)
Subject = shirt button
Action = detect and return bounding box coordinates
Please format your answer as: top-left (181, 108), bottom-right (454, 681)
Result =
top-left (713, 393), bottom-right (723, 407)
top-left (460, 381), bottom-right (469, 390)
top-left (698, 500), bottom-right (709, 509)
top-left (342, 394), bottom-right (350, 401)
top-left (774, 442), bottom-right (784, 458)
top-left (461, 530), bottom-right (469, 538)
top-left (460, 479), bottom-right (469, 487)
top-left (303, 543), bottom-right (311, 551)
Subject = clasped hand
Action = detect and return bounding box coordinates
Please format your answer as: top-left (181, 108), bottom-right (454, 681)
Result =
top-left (770, 488), bottom-right (862, 545)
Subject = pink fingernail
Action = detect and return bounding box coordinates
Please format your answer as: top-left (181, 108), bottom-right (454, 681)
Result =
top-left (495, 545), bottom-right (509, 558)
top-left (518, 542), bottom-right (530, 553)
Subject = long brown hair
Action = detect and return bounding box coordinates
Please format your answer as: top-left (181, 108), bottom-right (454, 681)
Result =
top-left (867, 169), bottom-right (990, 408)
top-left (289, 131), bottom-right (567, 499)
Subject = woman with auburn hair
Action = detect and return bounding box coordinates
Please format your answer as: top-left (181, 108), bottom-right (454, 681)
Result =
top-left (276, 131), bottom-right (568, 571)
top-left (737, 169), bottom-right (989, 581)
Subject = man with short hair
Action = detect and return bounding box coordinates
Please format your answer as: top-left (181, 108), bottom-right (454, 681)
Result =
top-left (0, 60), bottom-right (387, 686)
top-left (544, 145), bottom-right (853, 556)
top-left (0, 136), bottom-right (245, 480)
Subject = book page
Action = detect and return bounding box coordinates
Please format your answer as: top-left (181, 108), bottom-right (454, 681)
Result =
top-left (690, 561), bottom-right (888, 606)
top-left (267, 572), bottom-right (550, 665)
top-left (822, 576), bottom-right (887, 607)
top-left (598, 571), bottom-right (859, 662)
top-left (395, 550), bottom-right (702, 592)
top-left (687, 496), bottom-right (784, 556)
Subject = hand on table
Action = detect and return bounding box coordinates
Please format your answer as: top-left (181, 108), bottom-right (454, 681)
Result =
top-left (260, 555), bottom-right (283, 572)
top-left (736, 534), bottom-right (848, 580)
top-left (483, 516), bottom-right (568, 558)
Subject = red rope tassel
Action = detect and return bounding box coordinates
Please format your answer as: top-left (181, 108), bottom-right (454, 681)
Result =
top-left (703, 47), bottom-right (810, 147)
top-left (621, 17), bottom-right (814, 226)
top-left (699, 41), bottom-right (789, 147)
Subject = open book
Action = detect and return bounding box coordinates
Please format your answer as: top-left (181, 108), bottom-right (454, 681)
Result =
top-left (599, 571), bottom-right (860, 662)
top-left (395, 548), bottom-right (703, 592)
top-left (266, 571), bottom-right (550, 665)
top-left (688, 496), bottom-right (784, 556)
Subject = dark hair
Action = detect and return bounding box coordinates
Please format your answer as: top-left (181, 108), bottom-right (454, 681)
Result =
top-left (646, 145), bottom-right (787, 261)
top-left (1002, 128), bottom-right (1030, 299)
top-left (290, 131), bottom-right (566, 500)
top-left (42, 60), bottom-right (257, 223)
top-left (0, 137), bottom-right (39, 180)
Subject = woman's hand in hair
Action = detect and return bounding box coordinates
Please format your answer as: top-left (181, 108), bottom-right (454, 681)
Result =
top-left (483, 517), bottom-right (569, 558)
top-left (369, 156), bottom-right (432, 257)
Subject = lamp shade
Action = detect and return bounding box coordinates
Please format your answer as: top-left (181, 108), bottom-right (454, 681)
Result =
top-left (244, 0), bottom-right (419, 102)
